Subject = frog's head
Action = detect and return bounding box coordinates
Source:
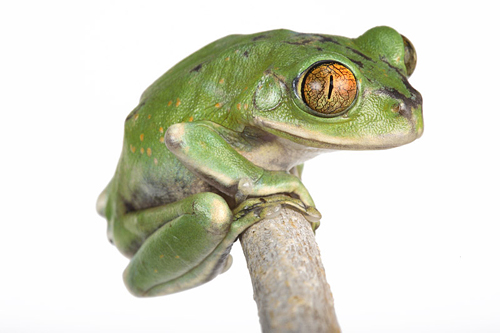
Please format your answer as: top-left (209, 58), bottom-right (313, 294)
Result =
top-left (249, 26), bottom-right (423, 150)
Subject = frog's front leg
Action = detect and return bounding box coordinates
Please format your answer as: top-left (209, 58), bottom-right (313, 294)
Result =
top-left (165, 121), bottom-right (316, 208)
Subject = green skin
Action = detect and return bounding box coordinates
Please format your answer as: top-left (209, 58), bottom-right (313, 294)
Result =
top-left (97, 26), bottom-right (423, 297)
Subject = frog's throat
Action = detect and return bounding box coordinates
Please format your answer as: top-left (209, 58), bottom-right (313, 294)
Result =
top-left (253, 117), bottom-right (419, 150)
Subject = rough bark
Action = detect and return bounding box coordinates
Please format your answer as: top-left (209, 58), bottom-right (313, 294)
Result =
top-left (240, 207), bottom-right (341, 333)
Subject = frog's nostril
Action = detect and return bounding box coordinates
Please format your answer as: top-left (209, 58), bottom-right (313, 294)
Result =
top-left (376, 87), bottom-right (422, 121)
top-left (391, 103), bottom-right (401, 113)
top-left (392, 102), bottom-right (411, 120)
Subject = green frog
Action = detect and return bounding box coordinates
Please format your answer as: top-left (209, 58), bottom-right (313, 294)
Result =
top-left (97, 26), bottom-right (423, 297)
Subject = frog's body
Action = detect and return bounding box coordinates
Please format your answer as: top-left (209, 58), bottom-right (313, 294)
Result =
top-left (98, 27), bottom-right (423, 297)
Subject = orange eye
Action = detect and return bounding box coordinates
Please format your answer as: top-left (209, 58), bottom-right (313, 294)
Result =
top-left (298, 61), bottom-right (357, 116)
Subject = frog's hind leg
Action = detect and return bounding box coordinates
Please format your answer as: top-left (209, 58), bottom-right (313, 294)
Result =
top-left (134, 198), bottom-right (285, 297)
top-left (121, 192), bottom-right (234, 297)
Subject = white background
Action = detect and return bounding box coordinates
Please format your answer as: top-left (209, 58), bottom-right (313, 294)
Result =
top-left (1, 1), bottom-right (499, 332)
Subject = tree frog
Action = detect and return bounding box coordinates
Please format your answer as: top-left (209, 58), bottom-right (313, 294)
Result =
top-left (97, 26), bottom-right (423, 297)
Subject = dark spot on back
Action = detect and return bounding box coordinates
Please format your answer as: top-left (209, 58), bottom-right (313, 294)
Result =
top-left (285, 39), bottom-right (313, 46)
top-left (285, 33), bottom-right (341, 47)
top-left (311, 34), bottom-right (340, 45)
top-left (190, 63), bottom-right (203, 73)
top-left (243, 51), bottom-right (249, 57)
top-left (252, 34), bottom-right (268, 41)
top-left (125, 100), bottom-right (146, 121)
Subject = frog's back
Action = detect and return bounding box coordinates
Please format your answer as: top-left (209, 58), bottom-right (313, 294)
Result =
top-left (139, 29), bottom-right (296, 103)
top-left (112, 30), bottom-right (297, 214)
top-left (120, 30), bottom-right (300, 173)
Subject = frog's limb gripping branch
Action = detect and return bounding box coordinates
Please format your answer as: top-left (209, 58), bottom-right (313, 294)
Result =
top-left (240, 206), bottom-right (341, 333)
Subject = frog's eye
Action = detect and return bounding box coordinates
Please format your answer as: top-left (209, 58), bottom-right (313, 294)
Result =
top-left (297, 61), bottom-right (357, 117)
top-left (401, 35), bottom-right (417, 77)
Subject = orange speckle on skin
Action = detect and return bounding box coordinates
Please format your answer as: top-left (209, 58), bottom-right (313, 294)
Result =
top-left (237, 103), bottom-right (241, 110)
top-left (140, 148), bottom-right (144, 154)
top-left (148, 114), bottom-right (151, 119)
top-left (159, 254), bottom-right (164, 258)
top-left (244, 86), bottom-right (248, 90)
top-left (176, 98), bottom-right (181, 107)
top-left (159, 127), bottom-right (164, 133)
top-left (175, 255), bottom-right (180, 259)
top-left (219, 78), bottom-right (224, 84)
top-left (134, 114), bottom-right (139, 120)
top-left (147, 148), bottom-right (152, 157)
top-left (244, 103), bottom-right (248, 110)
top-left (168, 100), bottom-right (173, 106)
top-left (140, 133), bottom-right (144, 141)
top-left (154, 269), bottom-right (158, 273)
top-left (130, 145), bottom-right (136, 153)
top-left (189, 116), bottom-right (194, 122)
top-left (215, 103), bottom-right (222, 108)
top-left (225, 56), bottom-right (230, 61)
top-left (159, 136), bottom-right (165, 143)
top-left (154, 158), bottom-right (158, 165)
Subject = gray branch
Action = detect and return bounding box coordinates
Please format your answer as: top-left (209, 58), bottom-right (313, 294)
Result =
top-left (240, 207), bottom-right (341, 333)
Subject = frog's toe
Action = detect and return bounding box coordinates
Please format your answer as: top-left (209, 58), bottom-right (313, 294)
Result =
top-left (220, 254), bottom-right (233, 274)
top-left (261, 203), bottom-right (282, 219)
top-left (305, 206), bottom-right (322, 223)
top-left (232, 194), bottom-right (321, 231)
top-left (235, 177), bottom-right (254, 205)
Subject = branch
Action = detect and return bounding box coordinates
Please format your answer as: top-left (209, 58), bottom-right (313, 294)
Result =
top-left (240, 206), bottom-right (341, 333)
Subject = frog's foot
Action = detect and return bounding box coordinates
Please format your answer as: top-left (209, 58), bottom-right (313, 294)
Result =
top-left (231, 194), bottom-right (322, 233)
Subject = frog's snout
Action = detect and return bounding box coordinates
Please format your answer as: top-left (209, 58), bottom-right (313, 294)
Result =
top-left (376, 85), bottom-right (423, 139)
top-left (392, 97), bottom-right (423, 139)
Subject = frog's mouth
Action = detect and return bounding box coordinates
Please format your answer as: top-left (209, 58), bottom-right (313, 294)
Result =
top-left (253, 114), bottom-right (423, 150)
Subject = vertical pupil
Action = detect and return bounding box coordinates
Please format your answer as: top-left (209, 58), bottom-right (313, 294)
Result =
top-left (327, 75), bottom-right (333, 99)
top-left (300, 61), bottom-right (357, 116)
